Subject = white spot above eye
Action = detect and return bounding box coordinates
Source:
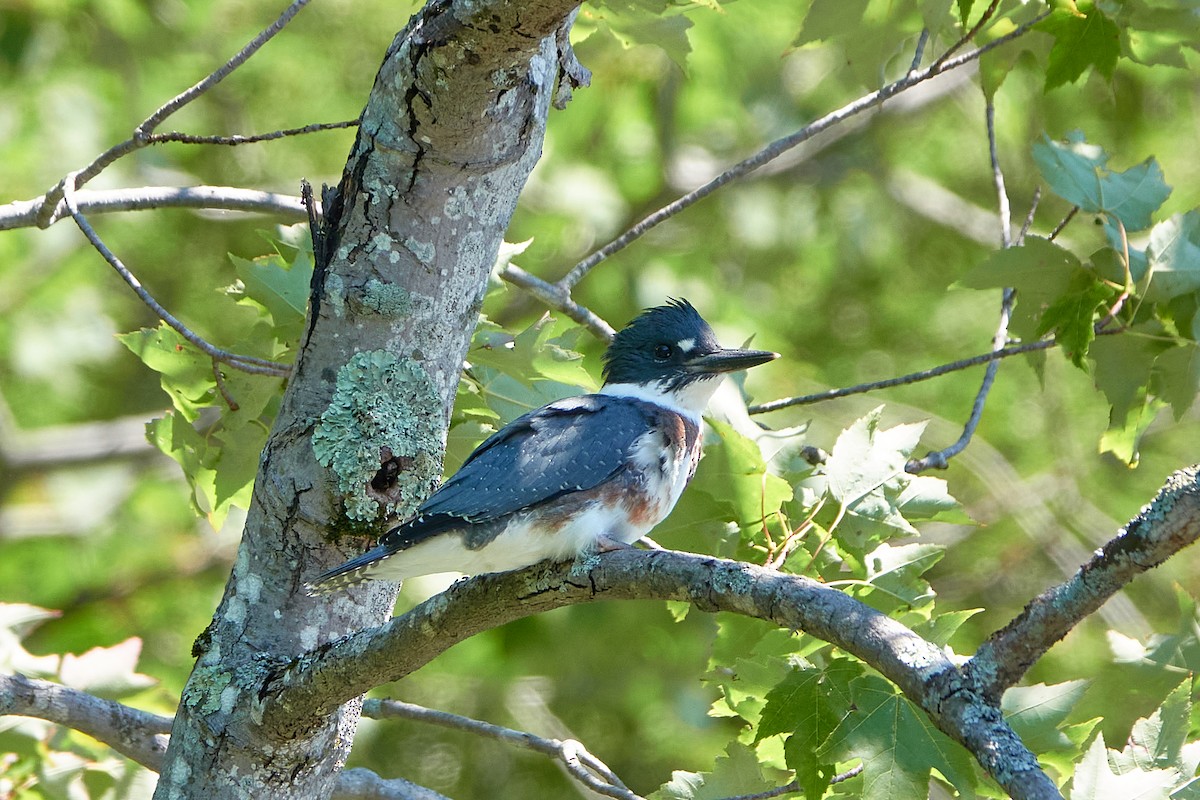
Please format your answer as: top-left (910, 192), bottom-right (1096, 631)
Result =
top-left (676, 338), bottom-right (696, 353)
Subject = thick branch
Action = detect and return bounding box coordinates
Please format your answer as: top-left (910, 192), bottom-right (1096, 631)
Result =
top-left (969, 465), bottom-right (1200, 699)
top-left (0, 673), bottom-right (171, 770)
top-left (264, 550), bottom-right (1057, 798)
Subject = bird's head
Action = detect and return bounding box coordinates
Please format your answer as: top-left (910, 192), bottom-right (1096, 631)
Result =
top-left (601, 299), bottom-right (778, 412)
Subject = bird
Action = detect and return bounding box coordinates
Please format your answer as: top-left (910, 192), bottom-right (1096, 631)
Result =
top-left (307, 299), bottom-right (778, 593)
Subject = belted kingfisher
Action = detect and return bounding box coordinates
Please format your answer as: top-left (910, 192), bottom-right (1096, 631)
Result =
top-left (308, 299), bottom-right (778, 593)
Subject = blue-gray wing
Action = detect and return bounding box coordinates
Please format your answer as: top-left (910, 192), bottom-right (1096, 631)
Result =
top-left (415, 394), bottom-right (655, 523)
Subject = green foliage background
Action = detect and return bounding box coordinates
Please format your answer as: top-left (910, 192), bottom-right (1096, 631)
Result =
top-left (1, 0), bottom-right (1199, 797)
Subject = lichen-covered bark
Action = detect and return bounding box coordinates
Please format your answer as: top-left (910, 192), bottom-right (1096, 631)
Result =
top-left (153, 2), bottom-right (579, 797)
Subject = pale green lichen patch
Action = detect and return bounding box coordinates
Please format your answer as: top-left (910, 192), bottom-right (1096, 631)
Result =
top-left (360, 279), bottom-right (411, 317)
top-left (324, 273), bottom-right (346, 319)
top-left (312, 350), bottom-right (442, 522)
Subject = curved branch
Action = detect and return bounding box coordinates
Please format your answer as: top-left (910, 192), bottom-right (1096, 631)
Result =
top-left (266, 549), bottom-right (1056, 799)
top-left (0, 672), bottom-right (171, 770)
top-left (496, 264), bottom-right (615, 340)
top-left (968, 465), bottom-right (1200, 700)
top-left (60, 175), bottom-right (292, 378)
top-left (905, 98), bottom-right (1015, 474)
top-left (364, 699), bottom-right (639, 800)
top-left (0, 186), bottom-right (308, 232)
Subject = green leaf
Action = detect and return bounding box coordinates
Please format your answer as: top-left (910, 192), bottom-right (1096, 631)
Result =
top-left (820, 408), bottom-right (963, 555)
top-left (1090, 330), bottom-right (1160, 421)
top-left (1099, 394), bottom-right (1164, 467)
top-left (467, 314), bottom-right (595, 392)
top-left (650, 742), bottom-right (775, 800)
top-left (820, 675), bottom-right (977, 800)
top-left (1039, 3), bottom-right (1121, 90)
top-left (911, 608), bottom-right (982, 647)
top-left (794, 0), bottom-right (870, 45)
top-left (1070, 732), bottom-right (1177, 800)
top-left (117, 325), bottom-right (214, 421)
top-left (1153, 343), bottom-right (1200, 420)
top-left (958, 236), bottom-right (1083, 341)
top-left (862, 542), bottom-right (944, 611)
top-left (1126, 680), bottom-right (1191, 772)
top-left (774, 660), bottom-right (862, 799)
top-left (1146, 211), bottom-right (1200, 302)
top-left (229, 248), bottom-right (312, 342)
top-left (1002, 680), bottom-right (1090, 754)
top-left (693, 420), bottom-right (793, 541)
top-left (1035, 270), bottom-right (1114, 366)
top-left (1032, 133), bottom-right (1172, 232)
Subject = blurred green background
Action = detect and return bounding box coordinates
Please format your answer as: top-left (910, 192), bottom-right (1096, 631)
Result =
top-left (1, 0), bottom-right (1198, 796)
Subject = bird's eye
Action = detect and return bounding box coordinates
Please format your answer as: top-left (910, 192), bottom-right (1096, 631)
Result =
top-left (653, 343), bottom-right (673, 361)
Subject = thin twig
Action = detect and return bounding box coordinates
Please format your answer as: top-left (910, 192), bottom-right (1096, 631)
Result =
top-left (212, 360), bottom-right (240, 410)
top-left (35, 0), bottom-right (314, 225)
top-left (133, 0), bottom-right (314, 140)
top-left (908, 28), bottom-right (931, 73)
top-left (1017, 187), bottom-right (1041, 245)
top-left (61, 172), bottom-right (291, 377)
top-left (928, 0), bottom-right (1004, 72)
top-left (746, 338), bottom-right (1055, 414)
top-left (1048, 206), bottom-right (1078, 241)
top-left (905, 98), bottom-right (1015, 473)
top-left (556, 10), bottom-right (1050, 291)
top-left (363, 699), bottom-right (642, 800)
top-left (721, 764), bottom-right (864, 800)
top-left (146, 118), bottom-right (359, 146)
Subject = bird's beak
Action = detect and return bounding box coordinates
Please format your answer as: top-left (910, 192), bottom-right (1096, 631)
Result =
top-left (685, 347), bottom-right (779, 375)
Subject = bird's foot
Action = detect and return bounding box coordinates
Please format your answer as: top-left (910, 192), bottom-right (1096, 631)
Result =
top-left (594, 534), bottom-right (636, 553)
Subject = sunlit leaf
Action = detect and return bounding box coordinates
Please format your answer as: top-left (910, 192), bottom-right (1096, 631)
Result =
top-left (1146, 211), bottom-right (1200, 302)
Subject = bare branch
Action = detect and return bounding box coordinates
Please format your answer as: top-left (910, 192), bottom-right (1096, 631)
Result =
top-left (556, 9), bottom-right (1050, 291)
top-left (497, 264), bottom-right (616, 340)
top-left (146, 119), bottom-right (359, 147)
top-left (928, 0), bottom-right (1004, 72)
top-left (968, 465), bottom-right (1200, 699)
top-left (33, 0), bottom-right (315, 225)
top-left (0, 678), bottom-right (447, 800)
top-left (0, 673), bottom-right (171, 771)
top-left (1017, 187), bottom-right (1041, 245)
top-left (364, 699), bottom-right (640, 800)
top-left (906, 98), bottom-right (1014, 473)
top-left (746, 337), bottom-right (1056, 414)
top-left (1048, 206), bottom-right (1079, 241)
top-left (332, 768), bottom-right (452, 800)
top-left (60, 174), bottom-right (292, 378)
top-left (0, 186), bottom-right (308, 232)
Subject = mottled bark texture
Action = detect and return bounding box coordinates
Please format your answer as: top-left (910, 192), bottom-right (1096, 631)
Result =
top-left (153, 2), bottom-right (580, 797)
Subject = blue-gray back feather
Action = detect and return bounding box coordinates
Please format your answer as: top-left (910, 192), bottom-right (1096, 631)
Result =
top-left (382, 395), bottom-right (658, 550)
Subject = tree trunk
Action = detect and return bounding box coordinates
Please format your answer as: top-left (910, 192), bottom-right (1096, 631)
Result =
top-left (153, 2), bottom-right (580, 797)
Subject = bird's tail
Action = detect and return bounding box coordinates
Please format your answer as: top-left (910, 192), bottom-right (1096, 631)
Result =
top-left (304, 545), bottom-right (397, 596)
